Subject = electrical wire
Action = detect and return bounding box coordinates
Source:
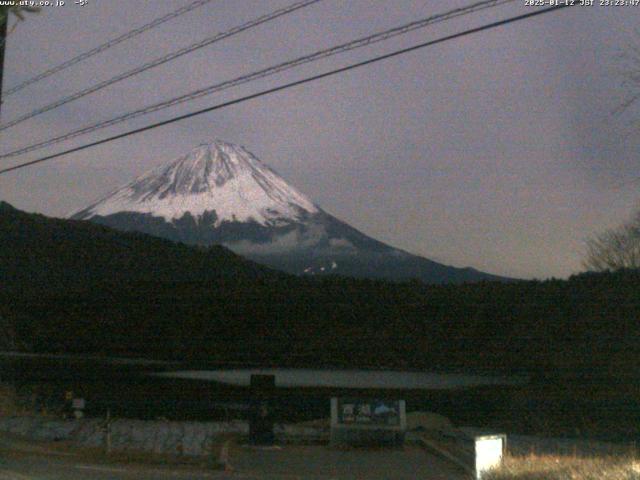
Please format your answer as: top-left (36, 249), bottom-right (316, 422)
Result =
top-left (0, 0), bottom-right (516, 157)
top-left (0, 0), bottom-right (323, 132)
top-left (3, 0), bottom-right (216, 97)
top-left (0, 4), bottom-right (575, 176)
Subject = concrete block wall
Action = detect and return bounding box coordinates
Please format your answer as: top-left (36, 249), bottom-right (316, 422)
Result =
top-left (0, 416), bottom-right (249, 456)
top-left (0, 416), bottom-right (328, 456)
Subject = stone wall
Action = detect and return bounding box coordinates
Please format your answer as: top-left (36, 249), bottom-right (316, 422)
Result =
top-left (0, 416), bottom-right (328, 456)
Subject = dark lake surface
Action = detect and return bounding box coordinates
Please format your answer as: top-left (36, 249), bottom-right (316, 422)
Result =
top-left (0, 353), bottom-right (522, 425)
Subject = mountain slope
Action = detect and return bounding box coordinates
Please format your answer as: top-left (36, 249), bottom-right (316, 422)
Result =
top-left (0, 200), bottom-right (275, 295)
top-left (71, 140), bottom-right (506, 284)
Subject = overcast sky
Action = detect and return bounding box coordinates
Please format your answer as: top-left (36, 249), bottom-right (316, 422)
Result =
top-left (1, 0), bottom-right (639, 279)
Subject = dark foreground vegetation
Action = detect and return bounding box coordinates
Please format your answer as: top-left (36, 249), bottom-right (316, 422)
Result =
top-left (2, 201), bottom-right (640, 438)
top-left (485, 454), bottom-right (640, 480)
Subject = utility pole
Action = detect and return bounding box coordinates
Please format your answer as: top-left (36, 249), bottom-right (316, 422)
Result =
top-left (0, 14), bottom-right (7, 119)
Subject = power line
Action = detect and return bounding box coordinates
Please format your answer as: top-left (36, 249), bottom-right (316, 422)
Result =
top-left (0, 0), bottom-right (515, 158)
top-left (2, 0), bottom-right (216, 97)
top-left (0, 0), bottom-right (323, 133)
top-left (0, 4), bottom-right (575, 177)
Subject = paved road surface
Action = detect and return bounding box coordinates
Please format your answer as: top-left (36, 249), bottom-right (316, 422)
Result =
top-left (0, 434), bottom-right (465, 479)
top-left (1, 457), bottom-right (222, 480)
top-left (230, 444), bottom-right (463, 479)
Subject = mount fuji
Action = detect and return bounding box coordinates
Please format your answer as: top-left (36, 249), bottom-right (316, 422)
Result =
top-left (70, 140), bottom-right (504, 283)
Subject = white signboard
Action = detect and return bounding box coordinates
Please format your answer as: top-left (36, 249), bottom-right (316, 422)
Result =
top-left (475, 435), bottom-right (505, 479)
top-left (330, 397), bottom-right (406, 446)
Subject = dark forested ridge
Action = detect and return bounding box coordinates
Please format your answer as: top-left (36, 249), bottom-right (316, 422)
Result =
top-left (0, 201), bottom-right (277, 290)
top-left (2, 201), bottom-right (640, 379)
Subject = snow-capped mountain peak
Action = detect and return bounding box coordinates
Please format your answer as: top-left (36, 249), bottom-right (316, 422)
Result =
top-left (71, 140), bottom-right (318, 226)
top-left (70, 138), bottom-right (506, 284)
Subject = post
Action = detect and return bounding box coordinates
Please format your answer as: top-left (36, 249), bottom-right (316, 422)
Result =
top-left (0, 13), bottom-right (7, 118)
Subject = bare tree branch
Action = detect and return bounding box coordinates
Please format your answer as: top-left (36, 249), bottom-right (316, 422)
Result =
top-left (583, 208), bottom-right (640, 271)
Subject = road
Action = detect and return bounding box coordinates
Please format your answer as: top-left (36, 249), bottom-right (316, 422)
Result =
top-left (0, 433), bottom-right (465, 479)
top-left (0, 457), bottom-right (226, 480)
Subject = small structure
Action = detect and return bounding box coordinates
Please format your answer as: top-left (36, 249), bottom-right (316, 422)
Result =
top-left (330, 397), bottom-right (406, 447)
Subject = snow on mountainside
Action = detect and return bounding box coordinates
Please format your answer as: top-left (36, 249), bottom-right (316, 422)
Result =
top-left (72, 141), bottom-right (318, 226)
